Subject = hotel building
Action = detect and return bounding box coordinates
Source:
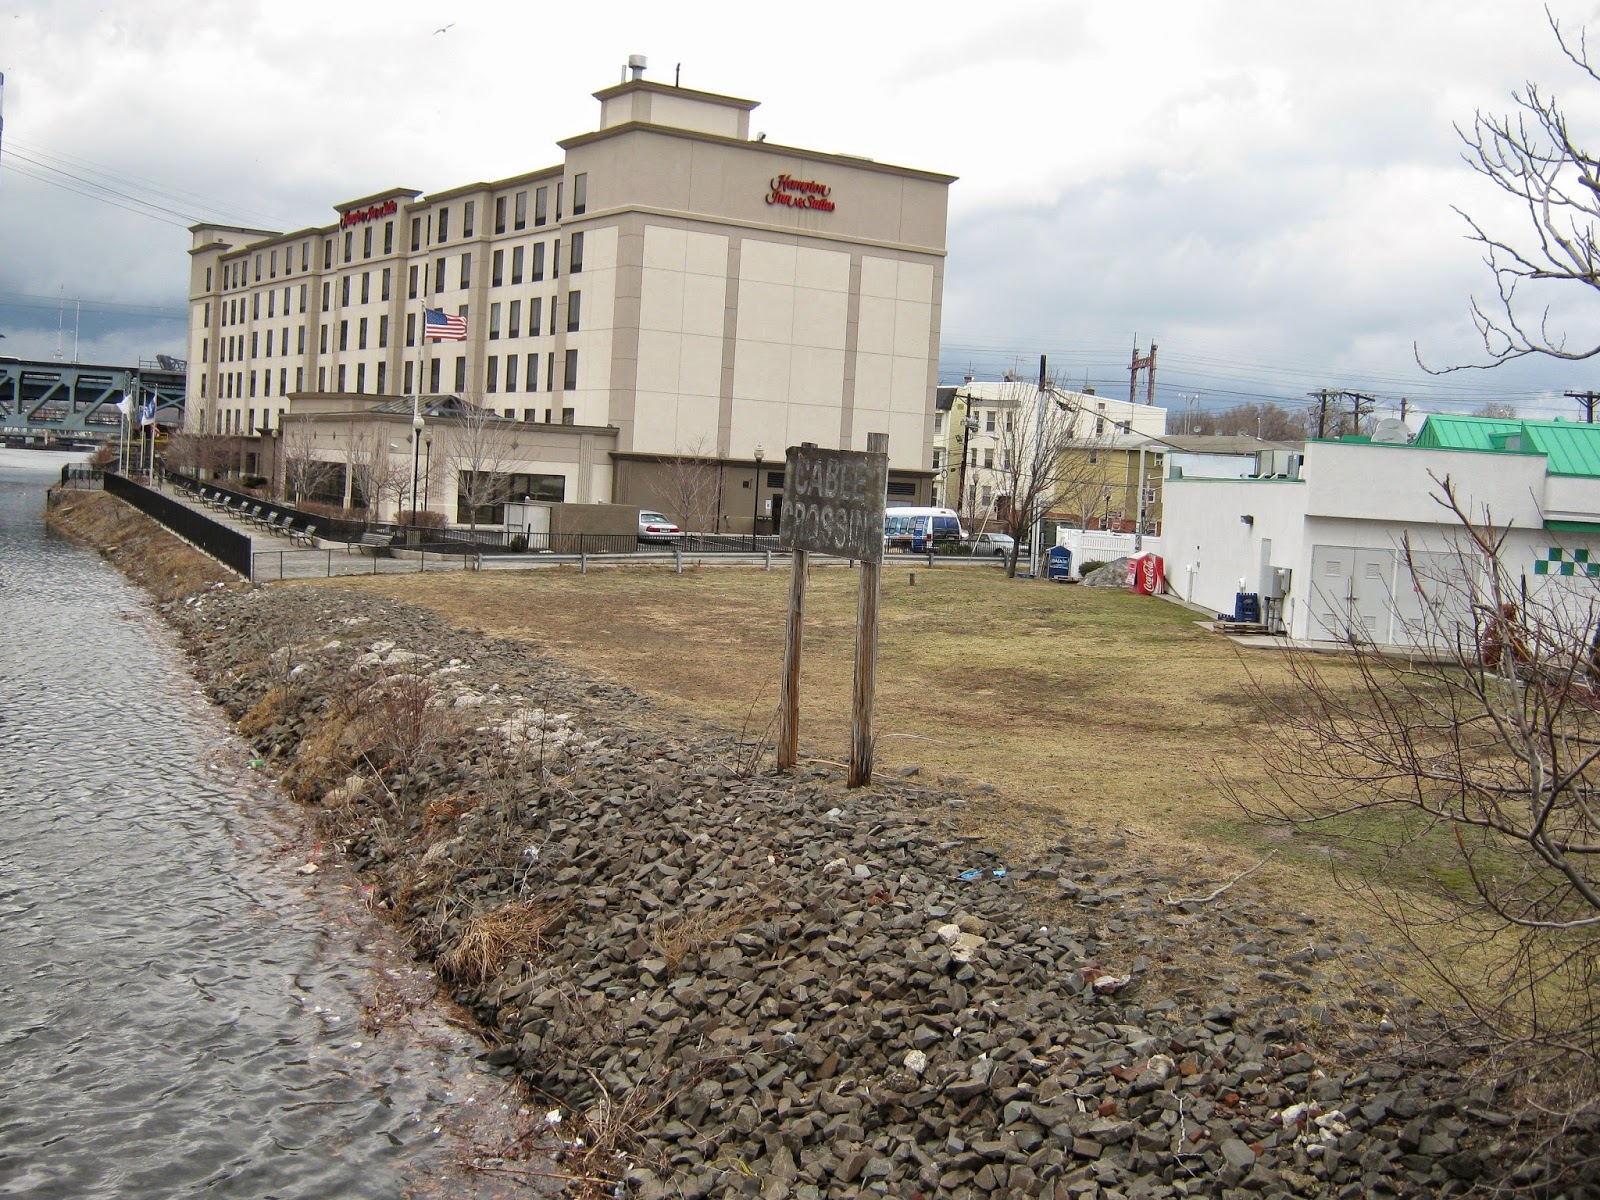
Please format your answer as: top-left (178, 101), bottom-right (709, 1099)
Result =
top-left (184, 62), bottom-right (954, 530)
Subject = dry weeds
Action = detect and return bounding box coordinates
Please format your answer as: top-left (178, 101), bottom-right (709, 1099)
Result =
top-left (440, 898), bottom-right (572, 986)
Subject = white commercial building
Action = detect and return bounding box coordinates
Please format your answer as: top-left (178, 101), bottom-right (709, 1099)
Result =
top-left (183, 62), bottom-right (954, 530)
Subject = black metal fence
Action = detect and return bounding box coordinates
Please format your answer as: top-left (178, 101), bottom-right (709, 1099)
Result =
top-left (105, 472), bottom-right (254, 577)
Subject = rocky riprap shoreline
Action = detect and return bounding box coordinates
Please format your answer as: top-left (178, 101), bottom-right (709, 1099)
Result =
top-left (142, 578), bottom-right (1576, 1200)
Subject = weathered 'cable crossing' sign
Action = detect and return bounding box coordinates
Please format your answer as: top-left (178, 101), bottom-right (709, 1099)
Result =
top-left (776, 442), bottom-right (888, 786)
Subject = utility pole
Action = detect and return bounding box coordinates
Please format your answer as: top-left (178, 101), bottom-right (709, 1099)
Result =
top-left (1342, 390), bottom-right (1376, 437)
top-left (1565, 391), bottom-right (1600, 423)
top-left (1307, 389), bottom-right (1338, 439)
top-left (1129, 340), bottom-right (1158, 405)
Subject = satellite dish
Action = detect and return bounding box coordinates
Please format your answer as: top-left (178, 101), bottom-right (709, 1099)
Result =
top-left (1371, 418), bottom-right (1411, 444)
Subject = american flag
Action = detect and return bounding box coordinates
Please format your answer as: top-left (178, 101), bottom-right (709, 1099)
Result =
top-left (423, 308), bottom-right (468, 341)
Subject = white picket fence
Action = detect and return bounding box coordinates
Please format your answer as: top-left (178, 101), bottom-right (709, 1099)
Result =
top-left (1053, 529), bottom-right (1162, 578)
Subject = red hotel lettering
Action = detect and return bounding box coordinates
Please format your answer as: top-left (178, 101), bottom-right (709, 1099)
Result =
top-left (765, 173), bottom-right (836, 213)
top-left (340, 198), bottom-right (399, 229)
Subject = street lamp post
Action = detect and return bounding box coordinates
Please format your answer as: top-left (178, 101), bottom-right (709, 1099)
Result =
top-left (423, 431), bottom-right (433, 513)
top-left (411, 413), bottom-right (425, 529)
top-left (751, 445), bottom-right (765, 542)
top-left (956, 413), bottom-right (979, 524)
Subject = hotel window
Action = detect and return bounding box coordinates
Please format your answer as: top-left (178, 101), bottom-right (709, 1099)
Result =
top-left (549, 295), bottom-right (558, 335)
top-left (301, 242), bottom-right (309, 272)
top-left (337, 364), bottom-right (346, 392)
top-left (463, 200), bottom-right (475, 238)
top-left (378, 315), bottom-right (388, 348)
top-left (356, 363), bottom-right (366, 392)
top-left (317, 367), bottom-right (326, 390)
top-left (201, 337), bottom-right (208, 363)
top-left (410, 217), bottom-right (421, 251)
top-left (561, 406), bottom-right (575, 424)
top-left (495, 195), bottom-right (507, 234)
top-left (434, 257), bottom-right (445, 293)
top-left (528, 297), bottom-right (542, 336)
top-left (429, 359), bottom-right (441, 392)
top-left (556, 182), bottom-right (563, 222)
top-left (553, 238), bottom-right (561, 279)
top-left (531, 242), bottom-right (545, 281)
top-left (438, 206), bottom-right (450, 242)
top-left (360, 272), bottom-right (370, 304)
top-left (488, 302), bottom-right (501, 340)
top-left (408, 264), bottom-right (419, 299)
top-left (406, 312), bottom-right (416, 347)
top-left (384, 220), bottom-right (394, 255)
top-left (453, 357), bottom-right (466, 392)
top-left (338, 320), bottom-right (348, 351)
top-left (570, 232), bottom-right (584, 274)
top-left (199, 377), bottom-right (207, 401)
top-left (526, 353), bottom-right (538, 390)
top-left (254, 253), bottom-right (262, 281)
top-left (205, 267), bottom-right (212, 290)
top-left (265, 330), bottom-right (273, 356)
top-left (563, 349), bottom-right (577, 391)
top-left (534, 186), bottom-right (547, 227)
top-left (358, 317), bottom-right (368, 350)
top-left (566, 291), bottom-right (581, 332)
top-left (459, 252), bottom-right (471, 289)
top-left (376, 361), bottom-right (386, 393)
top-left (340, 276), bottom-right (351, 307)
top-left (505, 355), bottom-right (518, 392)
top-left (269, 250), bottom-right (278, 278)
top-left (298, 284), bottom-right (307, 314)
top-left (381, 267), bottom-right (391, 301)
top-left (203, 301), bottom-right (211, 324)
top-left (343, 231), bottom-right (353, 263)
top-left (492, 249), bottom-right (504, 286)
top-left (253, 293), bottom-right (261, 319)
top-left (546, 355), bottom-right (554, 391)
top-left (297, 326), bottom-right (306, 354)
top-left (404, 361), bottom-right (414, 393)
top-left (363, 226), bottom-right (373, 259)
top-left (279, 367), bottom-right (288, 394)
top-left (486, 356), bottom-right (498, 393)
top-left (296, 367), bottom-right (304, 390)
top-left (322, 282), bottom-right (331, 312)
top-left (572, 173), bottom-right (586, 215)
top-left (267, 292), bottom-right (275, 319)
top-left (251, 331), bottom-right (259, 356)
top-left (508, 299), bottom-right (521, 338)
top-left (517, 189), bottom-right (530, 230)
top-left (323, 239), bottom-right (332, 269)
top-left (511, 245), bottom-right (524, 284)
top-left (319, 325), bottom-right (328, 354)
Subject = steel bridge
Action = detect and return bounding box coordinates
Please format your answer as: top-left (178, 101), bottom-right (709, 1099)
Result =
top-left (0, 356), bottom-right (186, 443)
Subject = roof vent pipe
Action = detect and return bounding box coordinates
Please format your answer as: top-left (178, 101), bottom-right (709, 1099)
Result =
top-left (627, 54), bottom-right (648, 81)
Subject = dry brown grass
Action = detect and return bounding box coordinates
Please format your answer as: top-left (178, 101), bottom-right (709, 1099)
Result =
top-left (289, 565), bottom-right (1375, 929)
top-left (653, 897), bottom-right (775, 976)
top-left (46, 490), bottom-right (237, 600)
top-left (440, 898), bottom-right (572, 986)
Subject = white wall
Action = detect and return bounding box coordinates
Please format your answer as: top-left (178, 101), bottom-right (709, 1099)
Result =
top-left (1161, 477), bottom-right (1306, 617)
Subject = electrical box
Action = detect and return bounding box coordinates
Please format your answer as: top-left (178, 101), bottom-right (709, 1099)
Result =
top-left (1260, 566), bottom-right (1291, 598)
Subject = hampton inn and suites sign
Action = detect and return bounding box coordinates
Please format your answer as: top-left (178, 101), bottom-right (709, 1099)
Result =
top-left (765, 174), bottom-right (835, 212)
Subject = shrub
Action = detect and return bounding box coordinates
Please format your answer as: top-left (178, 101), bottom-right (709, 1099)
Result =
top-left (1077, 559), bottom-right (1109, 577)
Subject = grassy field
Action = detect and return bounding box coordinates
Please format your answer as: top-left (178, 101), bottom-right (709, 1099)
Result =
top-left (292, 561), bottom-right (1386, 926)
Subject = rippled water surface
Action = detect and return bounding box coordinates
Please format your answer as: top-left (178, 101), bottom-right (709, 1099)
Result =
top-left (0, 452), bottom-right (535, 1199)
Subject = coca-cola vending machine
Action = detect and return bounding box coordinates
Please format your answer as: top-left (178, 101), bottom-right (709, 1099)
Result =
top-left (1128, 551), bottom-right (1165, 595)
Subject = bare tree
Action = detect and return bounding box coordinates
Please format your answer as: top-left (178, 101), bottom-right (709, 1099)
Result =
top-left (1424, 11), bottom-right (1600, 371)
top-left (1188, 402), bottom-right (1308, 440)
top-left (445, 402), bottom-right (520, 538)
top-left (1230, 474), bottom-right (1600, 1117)
top-left (347, 426), bottom-right (407, 525)
top-left (989, 381), bottom-right (1110, 577)
top-left (654, 438), bottom-right (721, 534)
top-left (282, 416), bottom-right (337, 506)
top-left (1474, 401), bottom-right (1522, 420)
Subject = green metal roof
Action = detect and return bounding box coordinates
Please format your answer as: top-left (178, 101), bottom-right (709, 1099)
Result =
top-left (1414, 414), bottom-right (1600, 477)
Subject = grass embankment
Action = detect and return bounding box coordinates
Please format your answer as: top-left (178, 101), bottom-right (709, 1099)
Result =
top-left (294, 563), bottom-right (1383, 932)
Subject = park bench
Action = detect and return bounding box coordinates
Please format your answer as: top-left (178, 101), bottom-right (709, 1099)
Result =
top-left (288, 523), bottom-right (318, 547)
top-left (352, 532), bottom-right (392, 557)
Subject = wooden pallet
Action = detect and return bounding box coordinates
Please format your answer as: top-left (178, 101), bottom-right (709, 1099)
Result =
top-left (1213, 621), bottom-right (1270, 635)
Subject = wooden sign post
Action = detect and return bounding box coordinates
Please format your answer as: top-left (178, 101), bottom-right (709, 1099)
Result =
top-left (776, 442), bottom-right (888, 785)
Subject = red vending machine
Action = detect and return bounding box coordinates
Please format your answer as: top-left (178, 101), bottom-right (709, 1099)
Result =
top-left (1128, 551), bottom-right (1165, 595)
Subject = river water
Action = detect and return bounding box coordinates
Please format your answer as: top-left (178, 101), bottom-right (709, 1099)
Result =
top-left (0, 450), bottom-right (542, 1199)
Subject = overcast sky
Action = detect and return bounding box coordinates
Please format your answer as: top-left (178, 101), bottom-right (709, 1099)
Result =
top-left (6, 0), bottom-right (1600, 421)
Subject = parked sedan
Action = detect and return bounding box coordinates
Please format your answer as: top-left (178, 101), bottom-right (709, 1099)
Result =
top-left (971, 531), bottom-right (1016, 557)
top-left (638, 510), bottom-right (682, 543)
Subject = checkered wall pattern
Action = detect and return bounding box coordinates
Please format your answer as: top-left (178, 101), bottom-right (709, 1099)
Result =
top-left (1535, 547), bottom-right (1600, 577)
